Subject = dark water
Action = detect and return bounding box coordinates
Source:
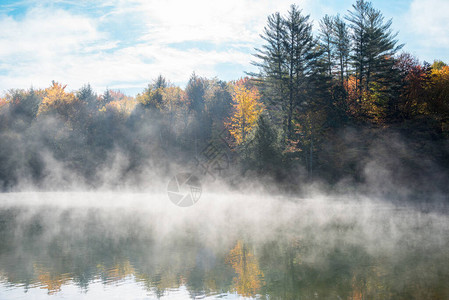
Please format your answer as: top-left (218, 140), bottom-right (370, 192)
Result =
top-left (0, 192), bottom-right (448, 299)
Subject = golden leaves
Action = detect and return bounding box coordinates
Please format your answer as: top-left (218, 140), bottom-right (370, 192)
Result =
top-left (226, 240), bottom-right (264, 297)
top-left (227, 78), bottom-right (264, 145)
top-left (37, 81), bottom-right (77, 118)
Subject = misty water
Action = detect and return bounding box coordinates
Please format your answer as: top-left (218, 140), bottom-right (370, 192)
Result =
top-left (0, 192), bottom-right (448, 299)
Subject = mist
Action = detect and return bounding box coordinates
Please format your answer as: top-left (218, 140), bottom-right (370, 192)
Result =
top-left (2, 0), bottom-right (449, 298)
top-left (1, 62), bottom-right (449, 300)
top-left (1, 191), bottom-right (448, 299)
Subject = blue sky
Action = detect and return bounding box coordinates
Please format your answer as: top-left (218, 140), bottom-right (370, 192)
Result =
top-left (0, 0), bottom-right (448, 96)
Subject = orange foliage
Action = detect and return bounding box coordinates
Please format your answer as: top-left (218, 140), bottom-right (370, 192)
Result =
top-left (401, 64), bottom-right (430, 117)
top-left (344, 76), bottom-right (388, 124)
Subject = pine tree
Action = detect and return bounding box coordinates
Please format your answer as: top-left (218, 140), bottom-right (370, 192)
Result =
top-left (101, 89), bottom-right (113, 107)
top-left (332, 15), bottom-right (351, 87)
top-left (77, 84), bottom-right (97, 111)
top-left (319, 15), bottom-right (335, 77)
top-left (346, 0), bottom-right (403, 94)
top-left (283, 4), bottom-right (315, 139)
top-left (252, 12), bottom-right (287, 110)
top-left (252, 114), bottom-right (281, 173)
top-left (252, 5), bottom-right (316, 139)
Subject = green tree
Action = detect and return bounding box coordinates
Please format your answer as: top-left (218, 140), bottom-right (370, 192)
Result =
top-left (101, 89), bottom-right (113, 108)
top-left (346, 0), bottom-right (403, 94)
top-left (252, 12), bottom-right (287, 114)
top-left (319, 14), bottom-right (335, 77)
top-left (332, 15), bottom-right (351, 87)
top-left (77, 84), bottom-right (98, 111)
top-left (251, 114), bottom-right (281, 173)
top-left (283, 4), bottom-right (316, 139)
top-left (185, 73), bottom-right (210, 153)
top-left (186, 72), bottom-right (207, 115)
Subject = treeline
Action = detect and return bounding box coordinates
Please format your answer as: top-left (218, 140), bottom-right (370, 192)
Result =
top-left (0, 0), bottom-right (448, 194)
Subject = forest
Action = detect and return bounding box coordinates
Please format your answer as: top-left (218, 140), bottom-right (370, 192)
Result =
top-left (0, 0), bottom-right (448, 198)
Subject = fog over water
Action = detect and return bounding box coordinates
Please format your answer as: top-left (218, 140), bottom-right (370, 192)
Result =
top-left (1, 2), bottom-right (449, 297)
top-left (0, 190), bottom-right (448, 299)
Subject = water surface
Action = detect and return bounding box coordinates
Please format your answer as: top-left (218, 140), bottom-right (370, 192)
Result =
top-left (0, 192), bottom-right (448, 299)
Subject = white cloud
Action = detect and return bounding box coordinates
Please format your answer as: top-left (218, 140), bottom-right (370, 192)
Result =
top-left (0, 7), bottom-right (100, 58)
top-left (406, 0), bottom-right (449, 43)
top-left (0, 0), bottom-right (313, 95)
top-left (135, 0), bottom-right (301, 44)
top-left (398, 0), bottom-right (449, 61)
top-left (0, 6), bottom-right (105, 90)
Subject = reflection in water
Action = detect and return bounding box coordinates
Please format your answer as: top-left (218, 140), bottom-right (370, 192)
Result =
top-left (226, 240), bottom-right (263, 297)
top-left (33, 264), bottom-right (72, 294)
top-left (0, 193), bottom-right (448, 299)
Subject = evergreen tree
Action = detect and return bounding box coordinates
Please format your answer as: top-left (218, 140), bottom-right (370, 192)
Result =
top-left (319, 14), bottom-right (335, 77)
top-left (153, 74), bottom-right (168, 89)
top-left (185, 73), bottom-right (210, 152)
top-left (251, 114), bottom-right (281, 174)
top-left (77, 84), bottom-right (97, 111)
top-left (252, 12), bottom-right (287, 111)
top-left (283, 4), bottom-right (316, 139)
top-left (101, 89), bottom-right (113, 107)
top-left (346, 0), bottom-right (403, 94)
top-left (332, 15), bottom-right (351, 87)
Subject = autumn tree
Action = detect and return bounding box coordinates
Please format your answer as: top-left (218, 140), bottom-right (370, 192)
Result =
top-left (37, 81), bottom-right (83, 125)
top-left (226, 240), bottom-right (264, 297)
top-left (228, 79), bottom-right (264, 145)
top-left (427, 64), bottom-right (449, 132)
top-left (136, 84), bottom-right (163, 111)
top-left (431, 60), bottom-right (447, 71)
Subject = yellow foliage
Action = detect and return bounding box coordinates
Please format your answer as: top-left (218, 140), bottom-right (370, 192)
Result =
top-left (161, 86), bottom-right (186, 111)
top-left (344, 76), bottom-right (388, 124)
top-left (228, 79), bottom-right (264, 145)
top-left (37, 82), bottom-right (77, 118)
top-left (430, 66), bottom-right (449, 95)
top-left (226, 240), bottom-right (264, 297)
top-left (0, 97), bottom-right (7, 108)
top-left (102, 96), bottom-right (136, 116)
top-left (33, 263), bottom-right (71, 295)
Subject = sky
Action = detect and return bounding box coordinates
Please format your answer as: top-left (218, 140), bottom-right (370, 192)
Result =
top-left (0, 0), bottom-right (448, 96)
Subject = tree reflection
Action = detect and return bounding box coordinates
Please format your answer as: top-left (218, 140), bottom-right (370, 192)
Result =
top-left (33, 264), bottom-right (71, 294)
top-left (1, 206), bottom-right (449, 299)
top-left (226, 240), bottom-right (264, 297)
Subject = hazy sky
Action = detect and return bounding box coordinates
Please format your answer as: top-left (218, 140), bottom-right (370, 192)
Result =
top-left (0, 0), bottom-right (448, 95)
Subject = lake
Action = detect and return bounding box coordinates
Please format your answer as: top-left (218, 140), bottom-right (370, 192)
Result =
top-left (0, 192), bottom-right (448, 299)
